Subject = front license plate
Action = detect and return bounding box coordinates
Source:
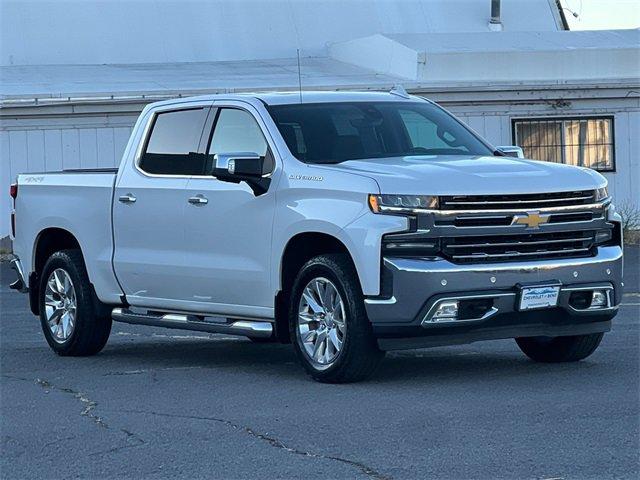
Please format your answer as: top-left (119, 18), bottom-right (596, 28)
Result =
top-left (519, 285), bottom-right (560, 311)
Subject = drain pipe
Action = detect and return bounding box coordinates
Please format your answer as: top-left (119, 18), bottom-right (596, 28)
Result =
top-left (489, 0), bottom-right (503, 31)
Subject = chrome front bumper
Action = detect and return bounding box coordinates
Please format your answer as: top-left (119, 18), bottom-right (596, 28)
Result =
top-left (365, 245), bottom-right (623, 328)
top-left (9, 258), bottom-right (29, 293)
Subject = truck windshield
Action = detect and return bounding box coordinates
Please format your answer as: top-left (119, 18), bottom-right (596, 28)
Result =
top-left (267, 101), bottom-right (494, 164)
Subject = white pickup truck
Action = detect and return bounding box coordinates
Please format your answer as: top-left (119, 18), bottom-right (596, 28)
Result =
top-left (9, 91), bottom-right (623, 382)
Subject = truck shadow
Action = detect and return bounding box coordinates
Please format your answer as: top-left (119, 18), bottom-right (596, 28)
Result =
top-left (99, 335), bottom-right (602, 385)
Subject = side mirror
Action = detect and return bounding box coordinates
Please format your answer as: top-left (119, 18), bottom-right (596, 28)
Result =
top-left (214, 152), bottom-right (265, 178)
top-left (495, 146), bottom-right (524, 158)
top-left (213, 152), bottom-right (270, 196)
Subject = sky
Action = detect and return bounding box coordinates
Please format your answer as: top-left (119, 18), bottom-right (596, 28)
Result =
top-left (560, 0), bottom-right (640, 30)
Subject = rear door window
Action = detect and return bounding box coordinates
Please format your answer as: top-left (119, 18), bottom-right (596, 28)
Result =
top-left (140, 108), bottom-right (209, 175)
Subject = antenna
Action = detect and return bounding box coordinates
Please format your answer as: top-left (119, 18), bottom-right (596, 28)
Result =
top-left (296, 49), bottom-right (303, 103)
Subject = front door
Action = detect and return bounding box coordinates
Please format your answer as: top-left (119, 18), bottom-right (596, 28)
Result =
top-left (113, 104), bottom-right (211, 310)
top-left (182, 104), bottom-right (277, 319)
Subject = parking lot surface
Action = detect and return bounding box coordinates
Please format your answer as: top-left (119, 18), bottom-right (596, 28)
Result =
top-left (1, 249), bottom-right (638, 479)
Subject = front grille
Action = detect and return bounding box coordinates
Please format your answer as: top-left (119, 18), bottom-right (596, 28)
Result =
top-left (444, 210), bottom-right (599, 229)
top-left (441, 230), bottom-right (597, 264)
top-left (439, 190), bottom-right (596, 211)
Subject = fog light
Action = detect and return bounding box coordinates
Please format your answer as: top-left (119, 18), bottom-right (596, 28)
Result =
top-left (591, 290), bottom-right (608, 308)
top-left (432, 300), bottom-right (459, 321)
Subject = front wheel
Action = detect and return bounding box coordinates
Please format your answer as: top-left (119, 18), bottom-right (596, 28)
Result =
top-left (289, 254), bottom-right (384, 383)
top-left (516, 333), bottom-right (604, 363)
top-left (39, 250), bottom-right (112, 356)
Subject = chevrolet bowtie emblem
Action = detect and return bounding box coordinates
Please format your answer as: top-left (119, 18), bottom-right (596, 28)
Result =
top-left (511, 211), bottom-right (551, 229)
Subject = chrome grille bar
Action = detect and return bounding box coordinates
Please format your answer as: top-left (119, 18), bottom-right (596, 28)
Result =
top-left (440, 229), bottom-right (599, 264)
top-left (433, 202), bottom-right (607, 216)
top-left (445, 235), bottom-right (594, 249)
top-left (439, 190), bottom-right (596, 211)
top-left (443, 211), bottom-right (602, 229)
top-left (450, 248), bottom-right (592, 261)
top-left (443, 195), bottom-right (594, 206)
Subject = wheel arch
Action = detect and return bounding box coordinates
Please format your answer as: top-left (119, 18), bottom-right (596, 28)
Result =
top-left (32, 227), bottom-right (83, 276)
top-left (279, 231), bottom-right (359, 292)
top-left (273, 231), bottom-right (360, 343)
top-left (29, 228), bottom-right (84, 316)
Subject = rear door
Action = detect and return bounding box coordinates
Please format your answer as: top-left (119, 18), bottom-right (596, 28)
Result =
top-left (113, 103), bottom-right (212, 309)
top-left (181, 103), bottom-right (277, 319)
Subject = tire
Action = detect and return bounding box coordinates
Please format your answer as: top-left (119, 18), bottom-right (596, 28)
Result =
top-left (516, 333), bottom-right (604, 363)
top-left (39, 249), bottom-right (112, 356)
top-left (288, 253), bottom-right (384, 383)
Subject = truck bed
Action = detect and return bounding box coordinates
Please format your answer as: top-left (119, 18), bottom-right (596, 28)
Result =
top-left (13, 168), bottom-right (121, 304)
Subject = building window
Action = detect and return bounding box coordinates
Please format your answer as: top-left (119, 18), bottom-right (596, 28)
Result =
top-left (512, 117), bottom-right (614, 172)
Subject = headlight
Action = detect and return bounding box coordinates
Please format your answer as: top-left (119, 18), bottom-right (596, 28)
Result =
top-left (594, 186), bottom-right (609, 202)
top-left (368, 194), bottom-right (438, 214)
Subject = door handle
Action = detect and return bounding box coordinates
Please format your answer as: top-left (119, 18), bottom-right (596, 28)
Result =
top-left (188, 195), bottom-right (208, 205)
top-left (118, 193), bottom-right (137, 204)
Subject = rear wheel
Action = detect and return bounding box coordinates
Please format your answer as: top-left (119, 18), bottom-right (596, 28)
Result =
top-left (516, 333), bottom-right (604, 363)
top-left (289, 254), bottom-right (384, 383)
top-left (39, 250), bottom-right (111, 356)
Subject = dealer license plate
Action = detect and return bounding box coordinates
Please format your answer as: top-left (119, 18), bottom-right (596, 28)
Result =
top-left (519, 285), bottom-right (560, 311)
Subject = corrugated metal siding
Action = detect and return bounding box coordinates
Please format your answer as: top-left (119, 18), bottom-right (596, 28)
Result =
top-left (3, 125), bottom-right (134, 177)
top-left (608, 110), bottom-right (640, 211)
top-left (0, 131), bottom-right (10, 238)
top-left (1, 115), bottom-right (137, 237)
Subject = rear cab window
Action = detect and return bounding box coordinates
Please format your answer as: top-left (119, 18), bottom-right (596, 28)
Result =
top-left (139, 108), bottom-right (209, 175)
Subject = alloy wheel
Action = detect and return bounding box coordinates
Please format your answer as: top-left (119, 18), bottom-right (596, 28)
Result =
top-left (44, 268), bottom-right (77, 343)
top-left (297, 277), bottom-right (346, 369)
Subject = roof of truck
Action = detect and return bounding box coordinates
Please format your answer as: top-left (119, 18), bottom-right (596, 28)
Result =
top-left (149, 90), bottom-right (424, 109)
top-left (252, 90), bottom-right (423, 105)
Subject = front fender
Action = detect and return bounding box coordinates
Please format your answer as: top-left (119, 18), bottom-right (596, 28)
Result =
top-left (272, 168), bottom-right (407, 296)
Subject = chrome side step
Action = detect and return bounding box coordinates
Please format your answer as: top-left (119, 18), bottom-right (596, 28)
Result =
top-left (111, 308), bottom-right (273, 338)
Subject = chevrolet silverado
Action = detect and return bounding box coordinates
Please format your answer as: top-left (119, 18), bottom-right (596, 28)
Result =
top-left (9, 91), bottom-right (623, 382)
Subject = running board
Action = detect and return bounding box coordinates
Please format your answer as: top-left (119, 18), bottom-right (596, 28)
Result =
top-left (111, 308), bottom-right (273, 338)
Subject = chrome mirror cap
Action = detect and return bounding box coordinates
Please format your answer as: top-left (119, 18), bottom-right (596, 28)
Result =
top-left (214, 152), bottom-right (262, 175)
top-left (496, 146), bottom-right (525, 158)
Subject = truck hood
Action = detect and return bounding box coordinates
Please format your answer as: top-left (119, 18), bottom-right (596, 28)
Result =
top-left (320, 155), bottom-right (606, 195)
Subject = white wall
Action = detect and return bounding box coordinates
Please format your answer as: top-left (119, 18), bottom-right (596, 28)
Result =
top-left (0, 0), bottom-right (562, 66)
top-left (330, 30), bottom-right (640, 84)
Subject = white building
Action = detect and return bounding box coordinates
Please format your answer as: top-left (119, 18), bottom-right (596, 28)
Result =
top-left (1, 0), bottom-right (638, 239)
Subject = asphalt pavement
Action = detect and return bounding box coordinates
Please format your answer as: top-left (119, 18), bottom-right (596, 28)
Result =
top-left (1, 250), bottom-right (638, 480)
